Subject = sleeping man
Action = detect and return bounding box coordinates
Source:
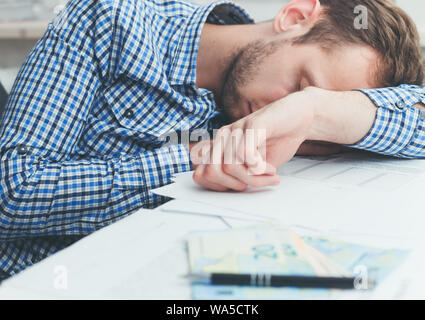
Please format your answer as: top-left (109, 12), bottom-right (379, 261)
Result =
top-left (0, 0), bottom-right (423, 279)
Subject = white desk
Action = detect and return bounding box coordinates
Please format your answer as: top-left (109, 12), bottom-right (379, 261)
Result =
top-left (0, 198), bottom-right (424, 300)
top-left (0, 205), bottom-right (230, 299)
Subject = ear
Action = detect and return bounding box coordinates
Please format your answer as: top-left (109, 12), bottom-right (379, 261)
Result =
top-left (273, 0), bottom-right (321, 33)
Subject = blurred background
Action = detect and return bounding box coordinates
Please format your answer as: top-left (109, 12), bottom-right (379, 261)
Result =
top-left (0, 0), bottom-right (424, 93)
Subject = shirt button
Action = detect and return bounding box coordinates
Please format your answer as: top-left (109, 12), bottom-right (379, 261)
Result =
top-left (123, 109), bottom-right (134, 119)
top-left (395, 101), bottom-right (403, 110)
top-left (17, 145), bottom-right (28, 155)
top-left (420, 111), bottom-right (425, 121)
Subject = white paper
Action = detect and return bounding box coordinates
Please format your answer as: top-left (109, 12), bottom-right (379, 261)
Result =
top-left (153, 153), bottom-right (425, 240)
top-left (369, 239), bottom-right (425, 299)
top-left (160, 199), bottom-right (269, 222)
top-left (277, 153), bottom-right (425, 191)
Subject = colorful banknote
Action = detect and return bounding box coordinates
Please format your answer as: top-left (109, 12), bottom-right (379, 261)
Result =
top-left (186, 226), bottom-right (408, 299)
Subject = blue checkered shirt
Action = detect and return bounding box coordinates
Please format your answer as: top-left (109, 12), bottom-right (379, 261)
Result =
top-left (0, 0), bottom-right (253, 278)
top-left (349, 86), bottom-right (425, 157)
top-left (1, 0), bottom-right (425, 279)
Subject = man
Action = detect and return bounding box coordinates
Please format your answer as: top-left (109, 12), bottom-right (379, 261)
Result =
top-left (191, 1), bottom-right (425, 191)
top-left (0, 0), bottom-right (422, 279)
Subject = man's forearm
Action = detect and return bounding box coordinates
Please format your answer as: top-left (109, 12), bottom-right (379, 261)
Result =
top-left (307, 88), bottom-right (377, 145)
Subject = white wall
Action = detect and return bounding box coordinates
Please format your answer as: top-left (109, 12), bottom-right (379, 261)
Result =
top-left (195, 0), bottom-right (425, 33)
top-left (0, 0), bottom-right (290, 91)
top-left (396, 1), bottom-right (425, 32)
top-left (192, 0), bottom-right (287, 22)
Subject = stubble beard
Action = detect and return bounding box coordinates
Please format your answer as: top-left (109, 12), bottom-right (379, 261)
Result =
top-left (220, 39), bottom-right (285, 120)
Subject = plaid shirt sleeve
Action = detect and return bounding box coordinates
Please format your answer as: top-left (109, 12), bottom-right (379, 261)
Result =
top-left (0, 0), bottom-right (192, 240)
top-left (347, 84), bottom-right (425, 158)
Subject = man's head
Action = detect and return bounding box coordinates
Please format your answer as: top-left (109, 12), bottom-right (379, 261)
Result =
top-left (221, 0), bottom-right (424, 121)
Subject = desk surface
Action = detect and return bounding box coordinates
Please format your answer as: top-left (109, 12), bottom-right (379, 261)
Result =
top-left (0, 199), bottom-right (424, 299)
top-left (0, 206), bottom-right (230, 299)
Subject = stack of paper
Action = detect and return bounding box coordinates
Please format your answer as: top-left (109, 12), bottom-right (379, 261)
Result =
top-left (151, 152), bottom-right (425, 299)
top-left (153, 152), bottom-right (425, 240)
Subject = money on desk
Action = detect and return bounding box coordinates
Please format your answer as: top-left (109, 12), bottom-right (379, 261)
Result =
top-left (186, 226), bottom-right (408, 299)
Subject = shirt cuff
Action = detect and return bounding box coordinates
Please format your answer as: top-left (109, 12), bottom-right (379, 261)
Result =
top-left (141, 144), bottom-right (192, 190)
top-left (346, 88), bottom-right (423, 155)
top-left (116, 144), bottom-right (192, 190)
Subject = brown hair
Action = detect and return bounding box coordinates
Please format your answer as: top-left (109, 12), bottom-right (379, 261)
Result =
top-left (294, 0), bottom-right (424, 87)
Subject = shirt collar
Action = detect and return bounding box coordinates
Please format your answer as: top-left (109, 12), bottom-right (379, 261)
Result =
top-left (168, 1), bottom-right (255, 86)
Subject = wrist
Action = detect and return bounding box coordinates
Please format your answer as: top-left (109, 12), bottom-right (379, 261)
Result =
top-left (307, 88), bottom-right (377, 144)
top-left (306, 87), bottom-right (340, 142)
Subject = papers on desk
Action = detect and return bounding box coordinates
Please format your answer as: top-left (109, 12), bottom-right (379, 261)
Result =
top-left (370, 239), bottom-right (425, 299)
top-left (152, 152), bottom-right (425, 299)
top-left (153, 152), bottom-right (425, 239)
top-left (160, 199), bottom-right (269, 222)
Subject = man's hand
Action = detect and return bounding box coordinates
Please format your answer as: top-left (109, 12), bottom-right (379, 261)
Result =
top-left (191, 87), bottom-right (377, 191)
top-left (190, 90), bottom-right (315, 191)
top-left (190, 137), bottom-right (280, 191)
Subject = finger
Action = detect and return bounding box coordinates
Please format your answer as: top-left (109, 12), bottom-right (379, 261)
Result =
top-left (244, 127), bottom-right (268, 175)
top-left (207, 165), bottom-right (248, 191)
top-left (223, 162), bottom-right (280, 188)
top-left (247, 153), bottom-right (268, 175)
top-left (226, 127), bottom-right (276, 175)
top-left (212, 127), bottom-right (231, 165)
top-left (190, 140), bottom-right (212, 166)
top-left (264, 162), bottom-right (277, 176)
top-left (194, 160), bottom-right (248, 192)
top-left (209, 129), bottom-right (249, 191)
top-left (193, 165), bottom-right (229, 192)
top-left (223, 132), bottom-right (279, 187)
top-left (223, 128), bottom-right (276, 188)
top-left (224, 127), bottom-right (243, 166)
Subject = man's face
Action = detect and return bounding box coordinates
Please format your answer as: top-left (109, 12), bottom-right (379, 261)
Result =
top-left (221, 39), bottom-right (379, 121)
